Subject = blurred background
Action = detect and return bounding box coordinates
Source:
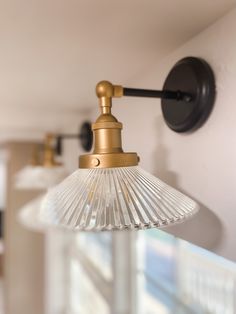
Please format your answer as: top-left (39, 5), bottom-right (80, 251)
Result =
top-left (0, 1), bottom-right (236, 313)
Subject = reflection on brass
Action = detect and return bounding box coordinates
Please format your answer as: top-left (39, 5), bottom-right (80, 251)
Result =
top-left (79, 81), bottom-right (139, 169)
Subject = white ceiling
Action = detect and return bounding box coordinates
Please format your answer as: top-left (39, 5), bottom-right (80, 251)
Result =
top-left (0, 0), bottom-right (235, 136)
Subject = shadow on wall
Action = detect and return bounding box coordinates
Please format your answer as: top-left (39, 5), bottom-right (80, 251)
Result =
top-left (151, 115), bottom-right (223, 252)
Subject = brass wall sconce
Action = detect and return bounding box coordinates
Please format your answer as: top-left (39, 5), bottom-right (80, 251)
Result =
top-left (15, 133), bottom-right (68, 189)
top-left (40, 57), bottom-right (215, 231)
top-left (15, 122), bottom-right (93, 189)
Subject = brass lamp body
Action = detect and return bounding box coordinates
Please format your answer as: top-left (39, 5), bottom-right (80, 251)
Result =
top-left (28, 134), bottom-right (61, 168)
top-left (79, 81), bottom-right (139, 169)
top-left (43, 134), bottom-right (61, 167)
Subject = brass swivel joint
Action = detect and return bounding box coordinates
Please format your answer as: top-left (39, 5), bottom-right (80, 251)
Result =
top-left (96, 80), bottom-right (123, 114)
top-left (79, 81), bottom-right (139, 169)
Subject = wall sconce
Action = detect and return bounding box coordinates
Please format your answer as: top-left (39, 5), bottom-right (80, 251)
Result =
top-left (40, 57), bottom-right (215, 231)
top-left (55, 121), bottom-right (93, 155)
top-left (14, 134), bottom-right (68, 190)
top-left (15, 122), bottom-right (93, 190)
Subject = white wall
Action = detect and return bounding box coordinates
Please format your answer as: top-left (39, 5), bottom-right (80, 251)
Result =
top-left (107, 8), bottom-right (236, 262)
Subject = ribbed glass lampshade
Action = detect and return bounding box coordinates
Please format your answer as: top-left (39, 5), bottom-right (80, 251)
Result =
top-left (40, 166), bottom-right (199, 231)
top-left (18, 195), bottom-right (46, 232)
top-left (14, 165), bottom-right (68, 190)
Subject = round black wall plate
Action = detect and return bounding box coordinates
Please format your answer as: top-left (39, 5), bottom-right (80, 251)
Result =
top-left (79, 122), bottom-right (93, 152)
top-left (161, 57), bottom-right (215, 132)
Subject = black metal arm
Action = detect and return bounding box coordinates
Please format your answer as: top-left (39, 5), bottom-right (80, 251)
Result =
top-left (123, 87), bottom-right (192, 102)
top-left (55, 134), bottom-right (84, 155)
top-left (55, 122), bottom-right (93, 155)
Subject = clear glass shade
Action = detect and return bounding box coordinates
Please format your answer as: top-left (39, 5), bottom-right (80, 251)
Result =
top-left (40, 166), bottom-right (199, 231)
top-left (18, 195), bottom-right (46, 232)
top-left (14, 165), bottom-right (68, 190)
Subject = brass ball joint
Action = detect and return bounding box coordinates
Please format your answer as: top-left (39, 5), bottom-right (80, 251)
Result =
top-left (79, 57), bottom-right (215, 169)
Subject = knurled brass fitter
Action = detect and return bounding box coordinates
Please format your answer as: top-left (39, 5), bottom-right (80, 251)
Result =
top-left (79, 81), bottom-right (139, 169)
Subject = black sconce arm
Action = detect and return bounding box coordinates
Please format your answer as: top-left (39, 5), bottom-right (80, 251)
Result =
top-left (123, 87), bottom-right (192, 102)
top-left (96, 57), bottom-right (215, 133)
top-left (55, 122), bottom-right (93, 155)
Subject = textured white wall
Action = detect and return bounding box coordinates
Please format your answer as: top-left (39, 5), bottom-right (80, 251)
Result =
top-left (109, 8), bottom-right (236, 262)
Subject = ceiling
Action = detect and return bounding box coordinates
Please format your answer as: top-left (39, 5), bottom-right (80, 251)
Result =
top-left (0, 0), bottom-right (235, 137)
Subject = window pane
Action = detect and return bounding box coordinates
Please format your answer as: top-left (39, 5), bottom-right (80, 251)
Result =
top-left (75, 232), bottom-right (113, 281)
top-left (138, 229), bottom-right (236, 314)
top-left (69, 258), bottom-right (110, 314)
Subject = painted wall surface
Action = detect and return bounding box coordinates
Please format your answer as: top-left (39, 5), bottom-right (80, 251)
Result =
top-left (4, 142), bottom-right (45, 314)
top-left (108, 9), bottom-right (236, 262)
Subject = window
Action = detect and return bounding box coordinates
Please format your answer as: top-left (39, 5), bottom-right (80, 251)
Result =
top-left (137, 229), bottom-right (236, 314)
top-left (66, 229), bottom-right (236, 314)
top-left (68, 232), bottom-right (113, 313)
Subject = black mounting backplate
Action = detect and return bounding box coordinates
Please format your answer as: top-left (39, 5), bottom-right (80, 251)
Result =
top-left (79, 121), bottom-right (93, 152)
top-left (161, 57), bottom-right (215, 132)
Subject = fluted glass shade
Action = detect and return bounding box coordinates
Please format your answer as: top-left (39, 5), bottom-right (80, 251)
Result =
top-left (14, 165), bottom-right (68, 190)
top-left (18, 195), bottom-right (46, 232)
top-left (40, 166), bottom-right (199, 231)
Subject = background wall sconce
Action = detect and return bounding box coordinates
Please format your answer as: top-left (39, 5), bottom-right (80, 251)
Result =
top-left (55, 121), bottom-right (93, 155)
top-left (40, 57), bottom-right (215, 231)
top-left (14, 133), bottom-right (68, 190)
top-left (15, 122), bottom-right (93, 190)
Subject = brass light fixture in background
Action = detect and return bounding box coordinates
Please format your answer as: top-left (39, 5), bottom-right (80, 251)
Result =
top-left (15, 133), bottom-right (69, 190)
top-left (40, 57), bottom-right (215, 231)
top-left (17, 123), bottom-right (93, 231)
top-left (15, 122), bottom-right (93, 190)
top-left (55, 121), bottom-right (93, 155)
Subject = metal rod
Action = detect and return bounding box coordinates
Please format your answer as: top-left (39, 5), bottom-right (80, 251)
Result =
top-left (123, 87), bottom-right (192, 102)
top-left (55, 134), bottom-right (80, 156)
top-left (58, 134), bottom-right (80, 139)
